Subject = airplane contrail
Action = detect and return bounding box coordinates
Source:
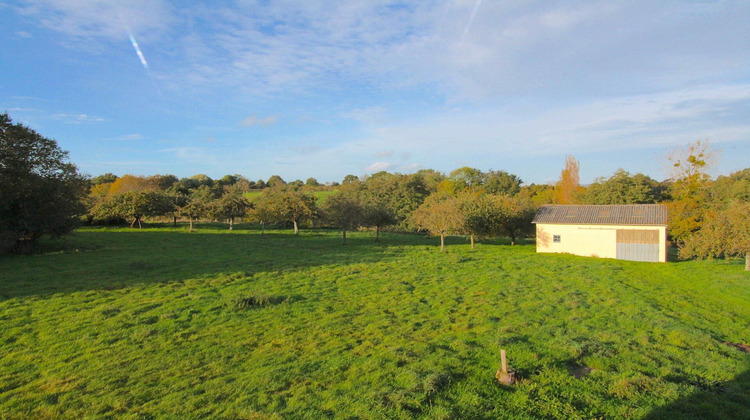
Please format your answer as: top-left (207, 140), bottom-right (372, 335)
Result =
top-left (126, 28), bottom-right (150, 71)
top-left (116, 7), bottom-right (163, 98)
top-left (463, 0), bottom-right (484, 36)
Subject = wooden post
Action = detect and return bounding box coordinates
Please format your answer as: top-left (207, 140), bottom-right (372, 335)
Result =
top-left (496, 349), bottom-right (516, 385)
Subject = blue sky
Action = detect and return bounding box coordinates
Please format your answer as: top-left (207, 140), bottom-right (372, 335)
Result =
top-left (1, 1), bottom-right (749, 185)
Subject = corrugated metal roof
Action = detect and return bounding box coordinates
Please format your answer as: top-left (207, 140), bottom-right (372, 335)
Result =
top-left (532, 204), bottom-right (668, 226)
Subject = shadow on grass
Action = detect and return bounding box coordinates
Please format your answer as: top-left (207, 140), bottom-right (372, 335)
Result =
top-left (0, 225), bottom-right (526, 299)
top-left (644, 365), bottom-right (750, 420)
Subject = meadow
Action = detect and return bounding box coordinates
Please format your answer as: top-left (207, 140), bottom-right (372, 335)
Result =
top-left (1, 225), bottom-right (749, 419)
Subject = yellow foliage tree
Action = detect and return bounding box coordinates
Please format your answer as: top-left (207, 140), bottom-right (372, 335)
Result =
top-left (554, 155), bottom-right (581, 204)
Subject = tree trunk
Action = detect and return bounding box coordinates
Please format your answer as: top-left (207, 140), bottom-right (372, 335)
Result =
top-left (342, 228), bottom-right (347, 245)
top-left (229, 217), bottom-right (234, 230)
top-left (293, 220), bottom-right (299, 235)
top-left (509, 232), bottom-right (516, 246)
top-left (173, 216), bottom-right (178, 227)
top-left (470, 234), bottom-right (475, 250)
top-left (131, 216), bottom-right (142, 229)
top-left (260, 222), bottom-right (265, 239)
top-left (189, 217), bottom-right (194, 232)
top-left (746, 253), bottom-right (749, 271)
top-left (440, 234), bottom-right (445, 253)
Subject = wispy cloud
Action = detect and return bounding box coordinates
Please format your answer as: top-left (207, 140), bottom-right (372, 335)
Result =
top-left (17, 1), bottom-right (750, 102)
top-left (374, 150), bottom-right (394, 158)
top-left (159, 146), bottom-right (220, 167)
top-left (110, 133), bottom-right (144, 141)
top-left (51, 113), bottom-right (108, 124)
top-left (16, 0), bottom-right (172, 42)
top-left (240, 115), bottom-right (278, 127)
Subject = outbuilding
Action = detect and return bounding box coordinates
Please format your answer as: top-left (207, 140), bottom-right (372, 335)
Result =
top-left (532, 204), bottom-right (668, 262)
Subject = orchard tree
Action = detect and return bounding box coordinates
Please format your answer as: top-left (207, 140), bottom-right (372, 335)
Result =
top-left (680, 201), bottom-right (750, 271)
top-left (412, 193), bottom-right (464, 252)
top-left (322, 192), bottom-right (364, 245)
top-left (176, 186), bottom-right (214, 232)
top-left (460, 191), bottom-right (495, 249)
top-left (94, 190), bottom-right (173, 228)
top-left (250, 189), bottom-right (281, 238)
top-left (494, 196), bottom-right (537, 245)
top-left (362, 200), bottom-right (397, 242)
top-left (0, 113), bottom-right (88, 253)
top-left (214, 190), bottom-right (250, 230)
top-left (277, 189), bottom-right (317, 235)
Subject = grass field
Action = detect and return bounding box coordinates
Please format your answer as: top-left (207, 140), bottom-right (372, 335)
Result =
top-left (1, 225), bottom-right (749, 419)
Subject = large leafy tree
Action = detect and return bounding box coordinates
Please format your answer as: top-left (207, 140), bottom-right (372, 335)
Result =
top-left (666, 140), bottom-right (715, 245)
top-left (554, 155), bottom-right (581, 204)
top-left (579, 169), bottom-right (665, 204)
top-left (0, 113), bottom-right (87, 253)
top-left (363, 171), bottom-right (434, 229)
top-left (483, 170), bottom-right (522, 196)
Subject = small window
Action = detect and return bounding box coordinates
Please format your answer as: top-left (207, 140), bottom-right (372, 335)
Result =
top-left (553, 235), bottom-right (561, 243)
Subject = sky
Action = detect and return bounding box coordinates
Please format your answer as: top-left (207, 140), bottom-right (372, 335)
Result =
top-left (1, 0), bottom-right (749, 185)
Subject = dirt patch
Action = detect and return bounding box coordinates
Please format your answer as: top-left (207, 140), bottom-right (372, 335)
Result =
top-left (568, 363), bottom-right (594, 379)
top-left (724, 341), bottom-right (750, 353)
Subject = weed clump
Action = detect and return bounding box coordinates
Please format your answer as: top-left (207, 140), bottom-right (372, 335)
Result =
top-left (226, 294), bottom-right (288, 309)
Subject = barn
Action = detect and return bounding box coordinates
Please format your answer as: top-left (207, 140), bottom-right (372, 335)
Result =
top-left (532, 204), bottom-right (668, 262)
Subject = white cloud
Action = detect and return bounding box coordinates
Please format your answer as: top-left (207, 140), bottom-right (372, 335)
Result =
top-left (365, 161), bottom-right (392, 172)
top-left (51, 113), bottom-right (108, 123)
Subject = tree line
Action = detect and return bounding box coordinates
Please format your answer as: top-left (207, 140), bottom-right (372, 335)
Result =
top-left (1, 113), bottom-right (748, 268)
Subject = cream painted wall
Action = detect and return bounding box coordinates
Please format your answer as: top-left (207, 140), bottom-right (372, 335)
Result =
top-left (535, 224), bottom-right (667, 262)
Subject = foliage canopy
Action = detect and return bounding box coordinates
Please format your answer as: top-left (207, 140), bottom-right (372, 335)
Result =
top-left (0, 113), bottom-right (87, 253)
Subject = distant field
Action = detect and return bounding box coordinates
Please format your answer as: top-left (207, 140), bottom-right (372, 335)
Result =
top-left (1, 226), bottom-right (749, 419)
top-left (244, 189), bottom-right (335, 204)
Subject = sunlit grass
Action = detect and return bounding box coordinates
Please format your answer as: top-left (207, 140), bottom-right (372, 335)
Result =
top-left (1, 225), bottom-right (749, 419)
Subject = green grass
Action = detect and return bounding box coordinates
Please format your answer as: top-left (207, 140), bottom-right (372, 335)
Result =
top-left (1, 225), bottom-right (749, 419)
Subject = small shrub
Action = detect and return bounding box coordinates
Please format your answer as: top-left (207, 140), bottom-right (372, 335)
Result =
top-left (226, 294), bottom-right (288, 309)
